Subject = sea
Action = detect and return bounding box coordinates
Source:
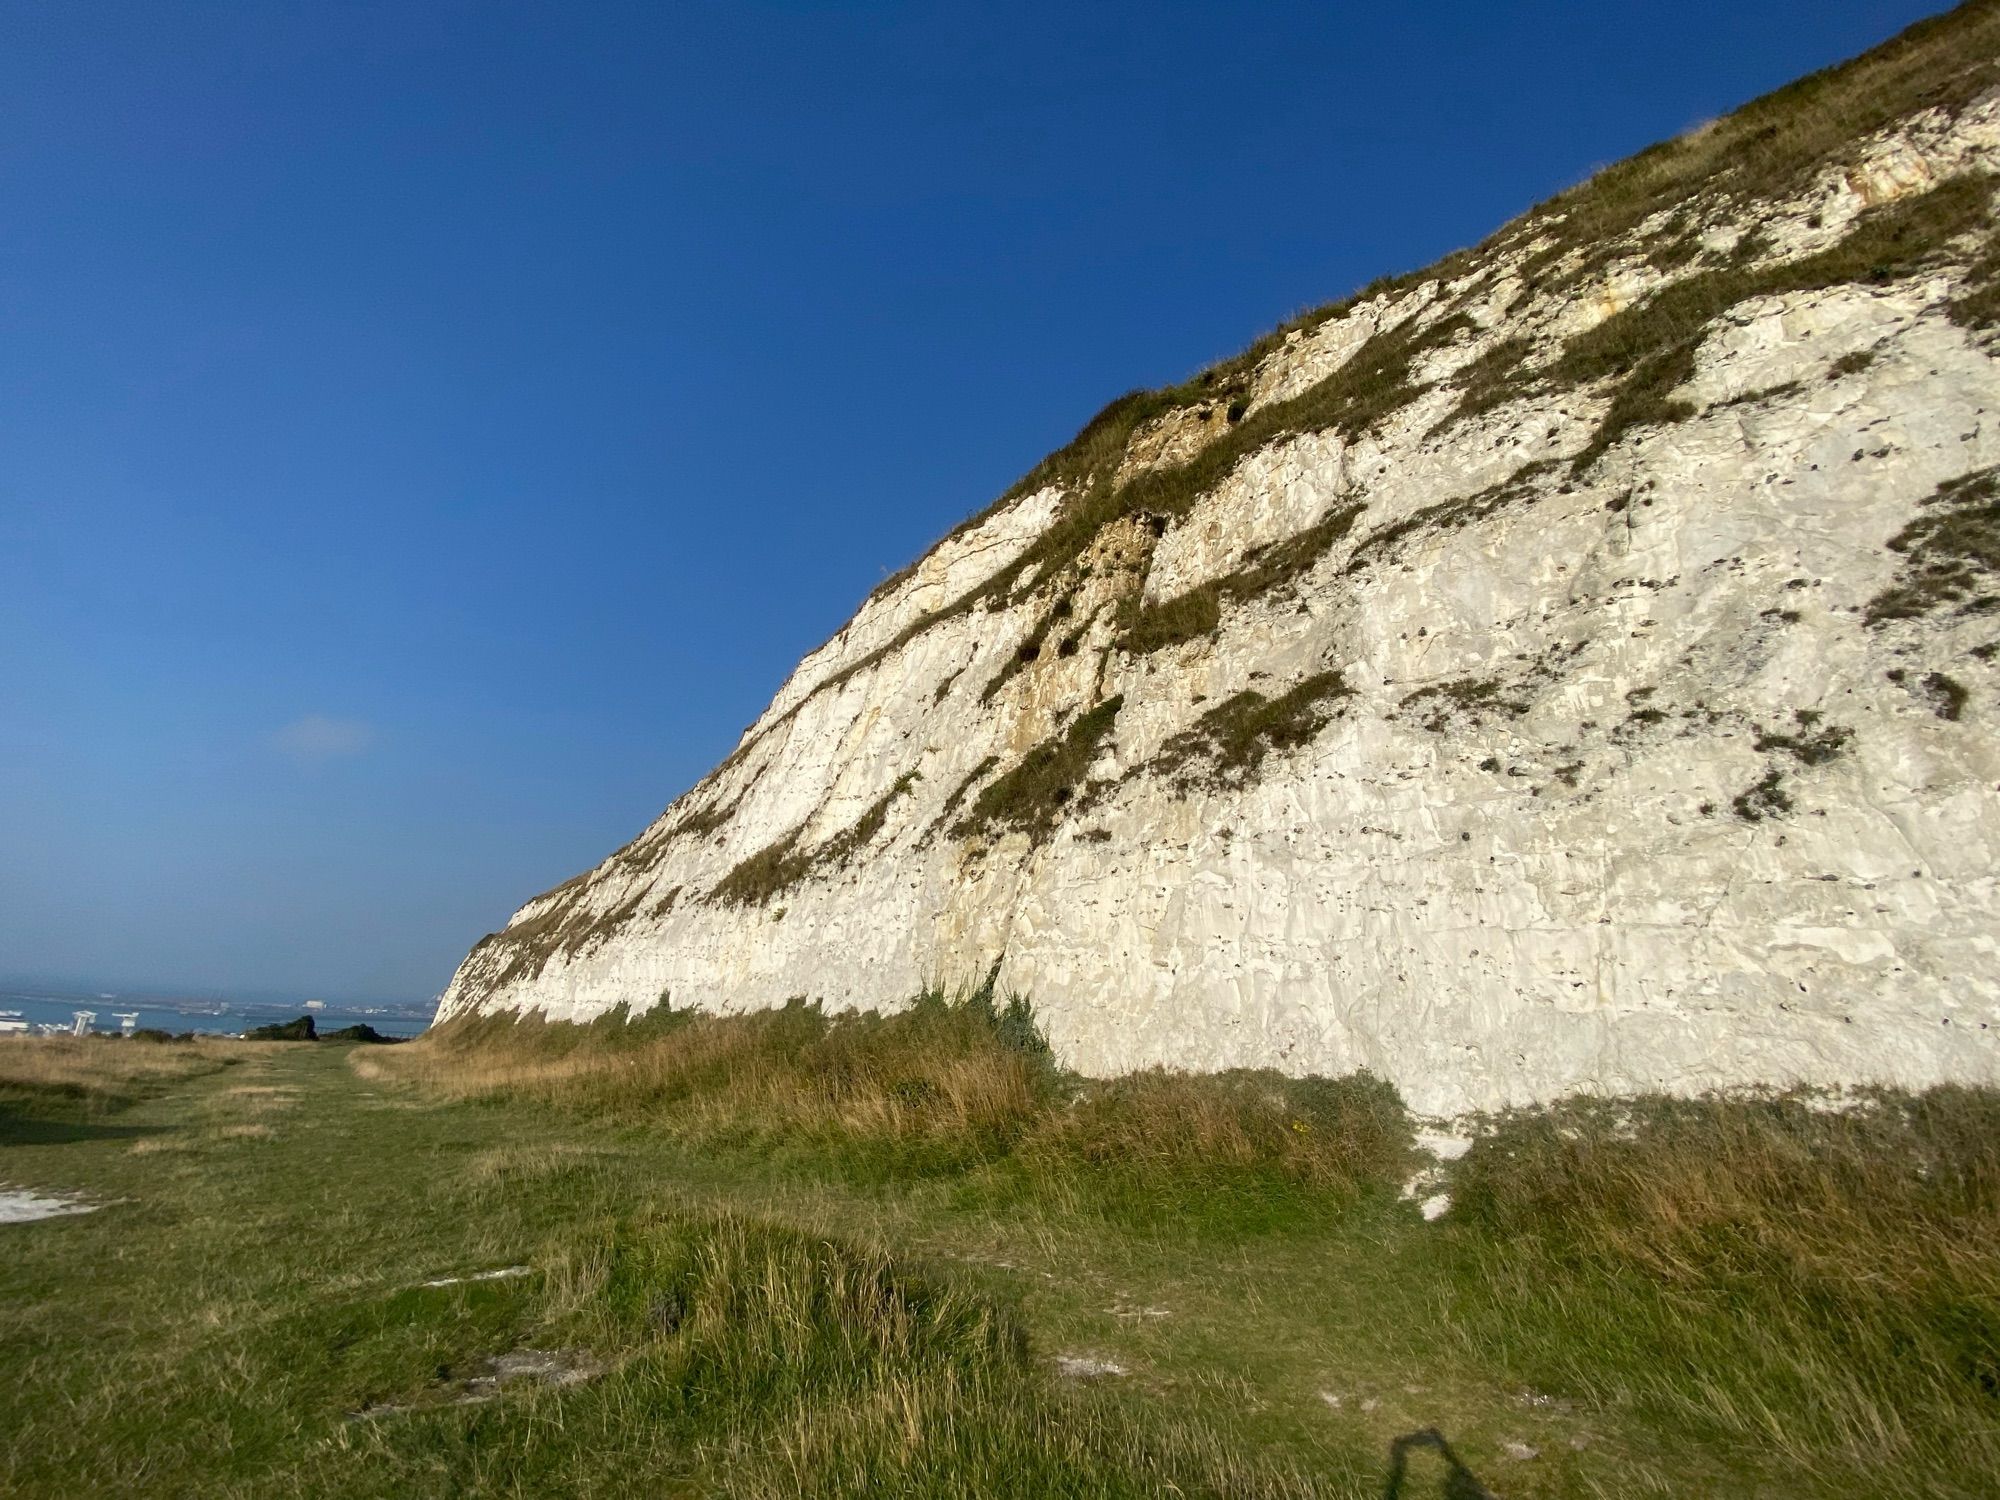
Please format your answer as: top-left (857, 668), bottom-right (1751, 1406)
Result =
top-left (0, 989), bottom-right (434, 1039)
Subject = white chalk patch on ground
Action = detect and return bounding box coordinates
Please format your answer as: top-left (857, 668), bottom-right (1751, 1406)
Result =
top-left (465, 1348), bottom-right (603, 1395)
top-left (350, 1348), bottom-right (603, 1419)
top-left (1413, 1130), bottom-right (1474, 1161)
top-left (0, 1187), bottom-right (97, 1224)
top-left (1401, 1129), bottom-right (1475, 1212)
top-left (419, 1265), bottom-right (531, 1288)
top-left (1055, 1354), bottom-right (1128, 1379)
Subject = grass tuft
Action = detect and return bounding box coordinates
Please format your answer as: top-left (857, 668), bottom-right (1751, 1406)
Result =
top-left (1148, 672), bottom-right (1354, 791)
top-left (1866, 465), bottom-right (2000, 626)
top-left (711, 773), bottom-right (921, 907)
top-left (1556, 173), bottom-right (1995, 474)
top-left (953, 697), bottom-right (1124, 844)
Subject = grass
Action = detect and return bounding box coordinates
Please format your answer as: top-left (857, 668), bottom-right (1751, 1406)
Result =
top-left (1552, 171), bottom-right (1996, 474)
top-left (796, 0), bottom-right (2000, 707)
top-left (1752, 708), bottom-right (1853, 767)
top-left (953, 695), bottom-right (1124, 844)
top-left (1346, 460), bottom-right (1557, 575)
top-left (1866, 464), bottom-right (2000, 626)
top-left (373, 996), bottom-right (1055, 1178)
top-left (1448, 1089), bottom-right (2000, 1495)
top-left (1398, 676), bottom-right (1530, 733)
top-left (978, 595), bottom-right (1074, 704)
top-left (386, 995), bottom-right (1416, 1241)
top-left (4, 1020), bottom-right (1997, 1497)
top-left (1146, 672), bottom-right (1355, 791)
top-left (0, 1033), bottom-right (246, 1120)
top-left (1427, 333), bottom-right (1536, 436)
top-left (711, 772), bottom-right (921, 908)
top-left (1119, 503), bottom-right (1366, 656)
top-left (1921, 670), bottom-right (1970, 720)
top-left (1732, 766), bottom-right (1796, 821)
top-left (1503, 1), bottom-right (2000, 286)
top-left (930, 753), bottom-right (999, 835)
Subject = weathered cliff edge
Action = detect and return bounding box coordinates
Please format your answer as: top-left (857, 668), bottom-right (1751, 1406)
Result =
top-left (439, 6), bottom-right (2000, 1115)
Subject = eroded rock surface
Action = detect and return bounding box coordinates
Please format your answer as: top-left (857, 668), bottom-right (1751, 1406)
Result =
top-left (438, 15), bottom-right (2000, 1115)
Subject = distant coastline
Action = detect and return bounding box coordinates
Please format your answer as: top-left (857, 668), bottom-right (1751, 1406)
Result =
top-left (0, 989), bottom-right (433, 1040)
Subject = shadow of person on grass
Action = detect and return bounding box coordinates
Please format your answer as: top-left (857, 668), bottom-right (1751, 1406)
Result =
top-left (1380, 1427), bottom-right (1500, 1499)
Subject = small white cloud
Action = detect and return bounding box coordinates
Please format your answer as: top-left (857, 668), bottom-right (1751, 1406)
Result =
top-left (272, 714), bottom-right (377, 761)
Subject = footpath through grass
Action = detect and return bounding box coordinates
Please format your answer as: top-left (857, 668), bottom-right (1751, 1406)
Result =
top-left (2, 1008), bottom-right (1995, 1498)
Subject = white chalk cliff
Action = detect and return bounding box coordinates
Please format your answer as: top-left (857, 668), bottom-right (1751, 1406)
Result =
top-left (438, 8), bottom-right (2000, 1116)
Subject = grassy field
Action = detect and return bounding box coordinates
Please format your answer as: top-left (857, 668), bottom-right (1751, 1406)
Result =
top-left (2, 1005), bottom-right (1995, 1498)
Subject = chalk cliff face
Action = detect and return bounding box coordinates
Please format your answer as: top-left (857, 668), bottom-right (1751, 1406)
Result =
top-left (438, 8), bottom-right (2000, 1115)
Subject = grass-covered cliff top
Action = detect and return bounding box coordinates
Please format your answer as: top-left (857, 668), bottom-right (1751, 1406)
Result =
top-left (864, 0), bottom-right (2000, 614)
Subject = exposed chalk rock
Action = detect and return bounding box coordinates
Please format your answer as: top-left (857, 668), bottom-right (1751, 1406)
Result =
top-left (437, 12), bottom-right (2000, 1117)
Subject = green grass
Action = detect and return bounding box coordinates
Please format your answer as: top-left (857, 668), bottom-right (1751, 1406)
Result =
top-left (1448, 1090), bottom-right (2000, 1495)
top-left (792, 0), bottom-right (2000, 704)
top-left (4, 1013), bottom-right (1997, 1497)
top-left (1145, 672), bottom-right (1355, 791)
top-left (711, 772), bottom-right (923, 908)
top-left (954, 696), bottom-right (1125, 843)
top-left (1346, 460), bottom-right (1557, 575)
top-left (1552, 171), bottom-right (1996, 474)
top-left (1505, 1), bottom-right (2000, 289)
top-left (1119, 503), bottom-right (1366, 656)
top-left (1866, 465), bottom-right (2000, 627)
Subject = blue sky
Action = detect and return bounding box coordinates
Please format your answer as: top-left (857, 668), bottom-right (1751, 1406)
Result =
top-left (0, 0), bottom-right (1949, 1004)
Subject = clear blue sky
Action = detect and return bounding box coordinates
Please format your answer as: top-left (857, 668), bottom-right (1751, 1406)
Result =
top-left (0, 0), bottom-right (1949, 1004)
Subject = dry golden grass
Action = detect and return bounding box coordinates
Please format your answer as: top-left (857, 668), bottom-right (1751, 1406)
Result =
top-left (1450, 1087), bottom-right (2000, 1489)
top-left (462, 1140), bottom-right (611, 1182)
top-left (0, 1035), bottom-right (248, 1111)
top-left (1516, 0), bottom-right (2000, 261)
top-left (1021, 1068), bottom-right (1409, 1193)
top-left (220, 1084), bottom-right (300, 1113)
top-left (1457, 1087), bottom-right (2000, 1294)
top-left (365, 998), bottom-right (1414, 1207)
top-left (126, 1136), bottom-right (192, 1156)
top-left (213, 1122), bottom-right (275, 1142)
top-left (364, 1000), bottom-right (1048, 1155)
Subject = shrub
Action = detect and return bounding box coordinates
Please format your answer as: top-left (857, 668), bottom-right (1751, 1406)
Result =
top-left (243, 1015), bottom-right (317, 1042)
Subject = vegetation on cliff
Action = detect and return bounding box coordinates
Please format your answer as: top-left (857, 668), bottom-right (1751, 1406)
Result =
top-left (458, 1), bottom-right (2000, 980)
